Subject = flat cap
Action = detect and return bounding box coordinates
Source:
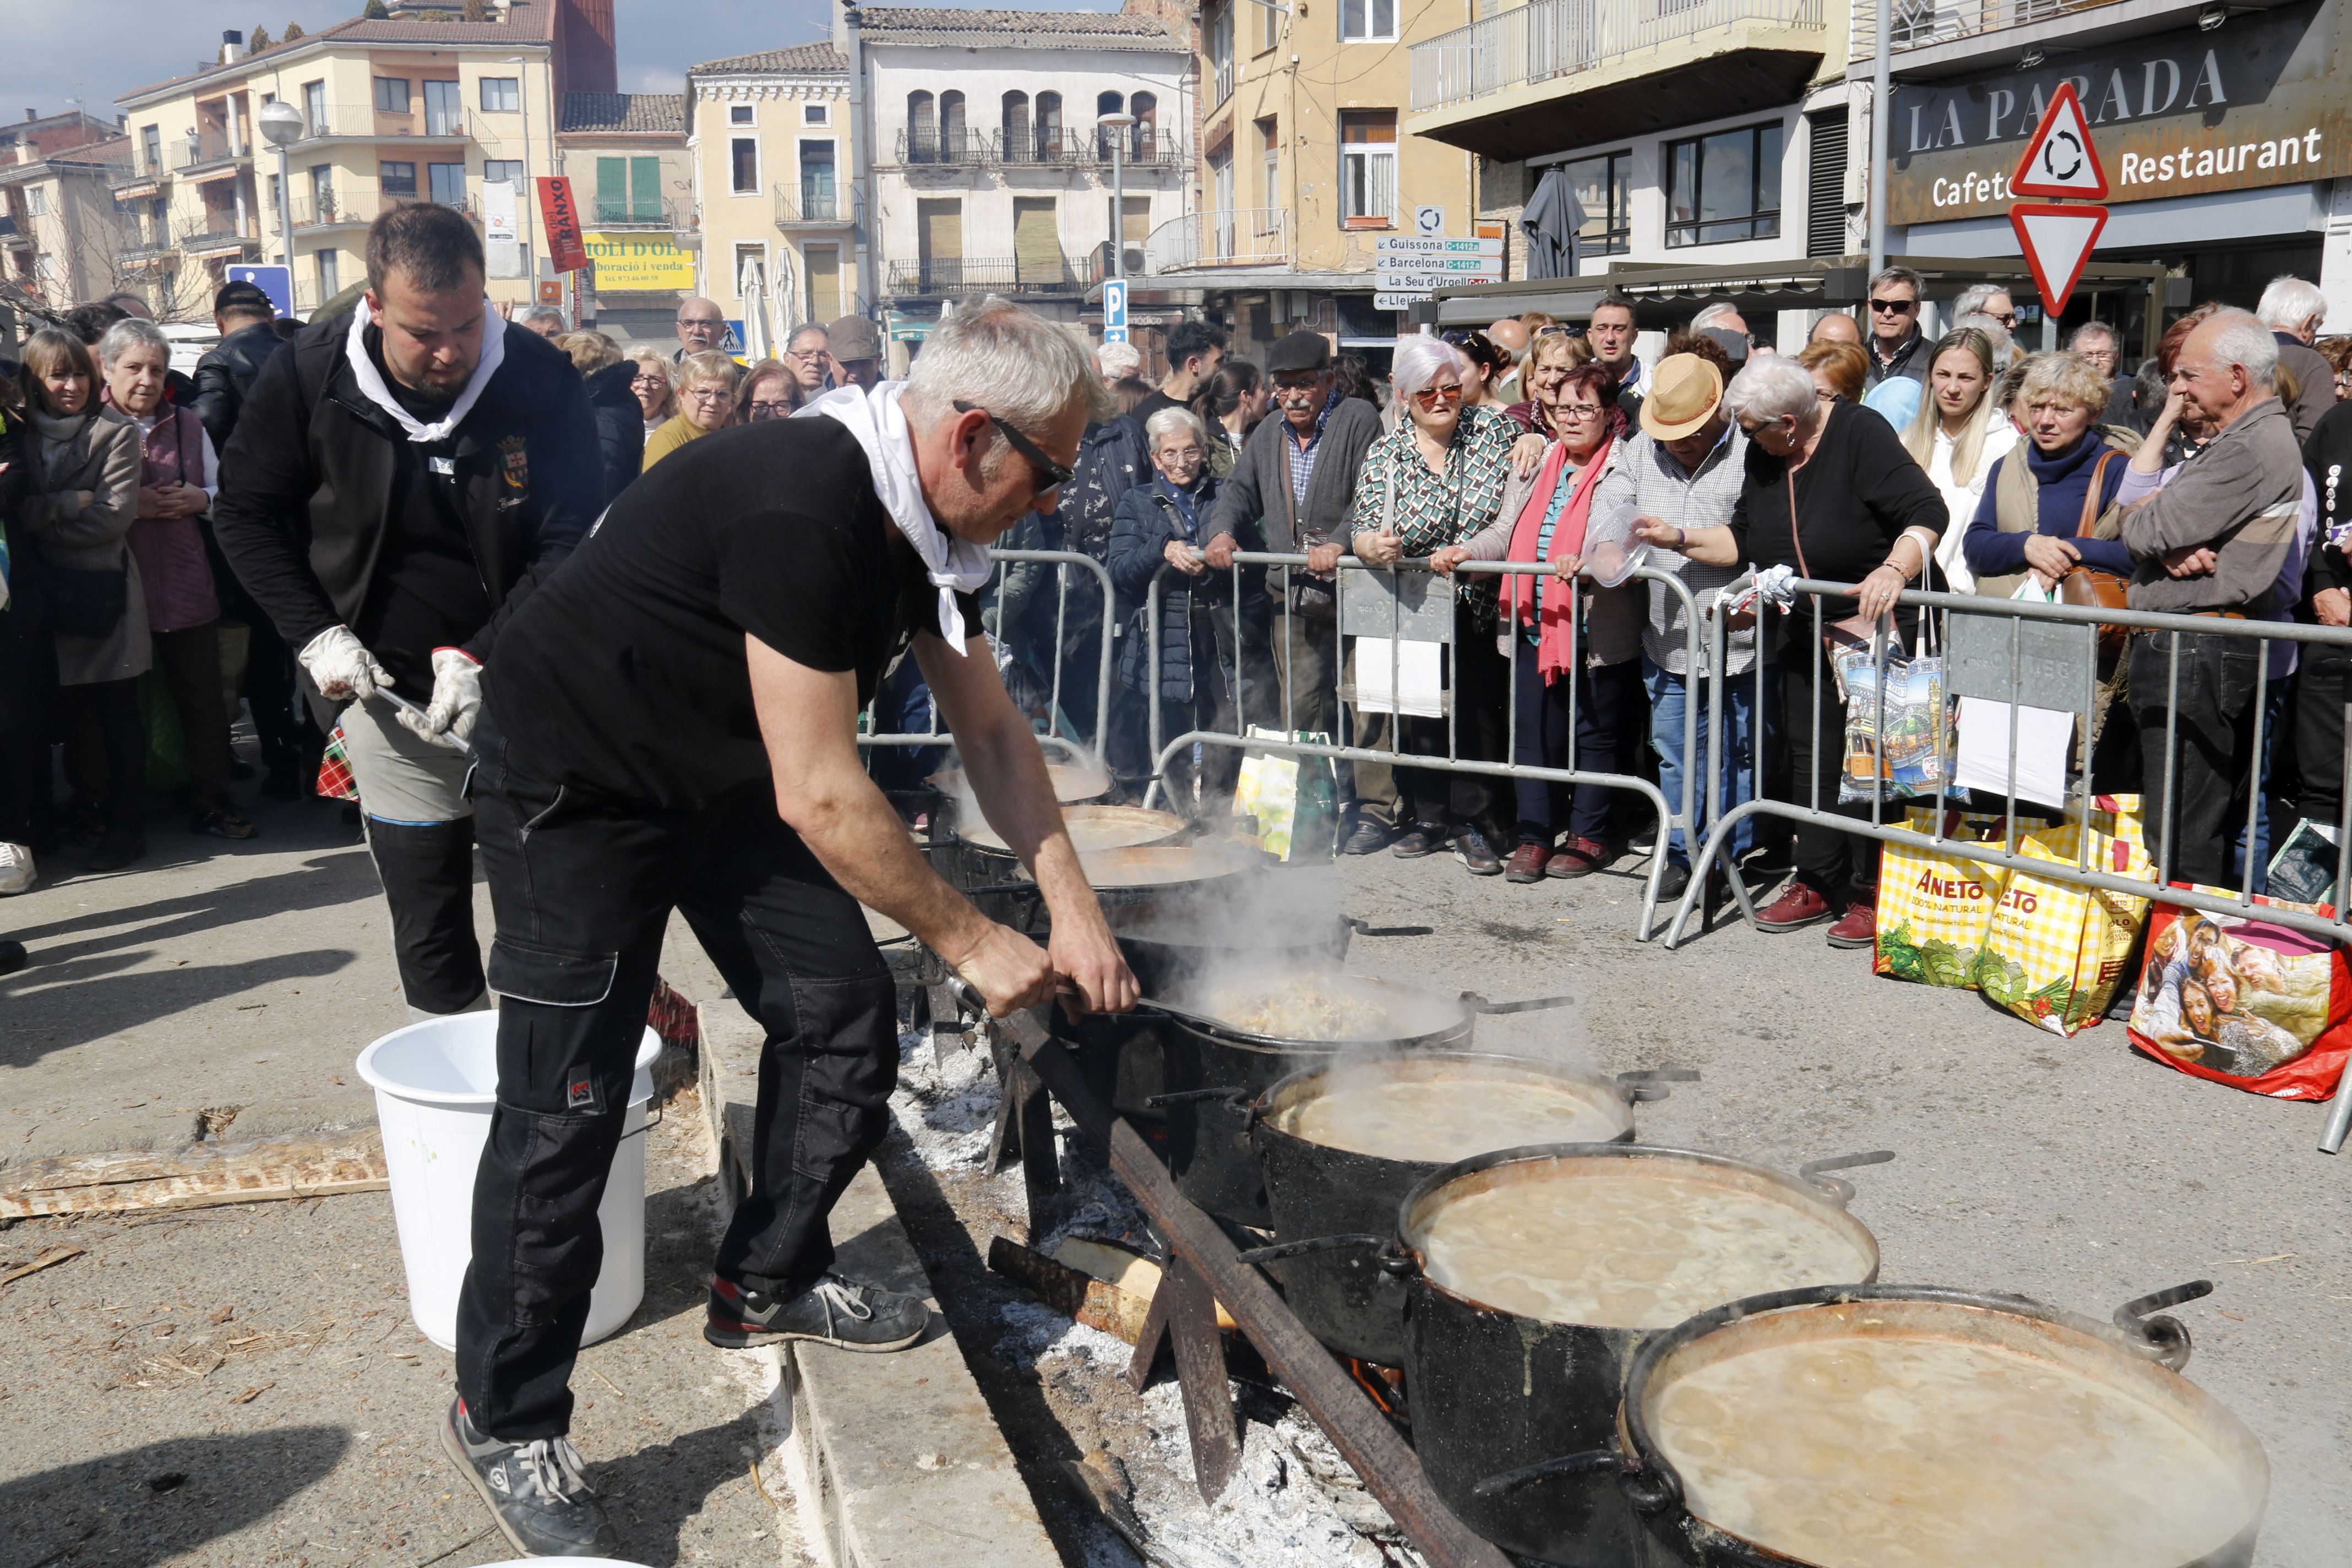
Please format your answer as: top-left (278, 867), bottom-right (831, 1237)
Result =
top-left (1267, 330), bottom-right (1331, 375)
top-left (826, 314), bottom-right (881, 362)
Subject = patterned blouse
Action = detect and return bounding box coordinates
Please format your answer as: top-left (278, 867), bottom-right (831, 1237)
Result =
top-left (1352, 403), bottom-right (1520, 616)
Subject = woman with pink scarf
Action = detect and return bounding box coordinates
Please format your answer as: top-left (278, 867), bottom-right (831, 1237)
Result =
top-left (1433, 359), bottom-right (1633, 883)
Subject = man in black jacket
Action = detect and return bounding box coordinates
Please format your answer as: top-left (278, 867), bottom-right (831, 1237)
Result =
top-left (193, 281), bottom-right (282, 448)
top-left (213, 203), bottom-right (601, 1020)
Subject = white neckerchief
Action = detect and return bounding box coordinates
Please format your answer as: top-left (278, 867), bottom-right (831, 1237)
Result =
top-left (344, 296), bottom-right (505, 443)
top-left (800, 381), bottom-right (991, 652)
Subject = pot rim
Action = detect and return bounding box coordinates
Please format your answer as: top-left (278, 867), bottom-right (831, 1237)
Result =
top-left (1251, 1050), bottom-right (1639, 1168)
top-left (1393, 1143), bottom-right (1884, 1326)
top-left (1161, 973), bottom-right (1479, 1052)
top-left (1611, 1282), bottom-right (2272, 1565)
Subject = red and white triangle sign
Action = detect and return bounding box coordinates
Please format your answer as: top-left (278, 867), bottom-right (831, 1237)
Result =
top-left (2011, 81), bottom-right (2108, 199)
top-left (2011, 203), bottom-right (2109, 313)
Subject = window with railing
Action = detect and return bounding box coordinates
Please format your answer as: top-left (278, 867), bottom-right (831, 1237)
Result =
top-left (380, 160), bottom-right (418, 200)
top-left (1564, 150), bottom-right (1631, 257)
top-left (1340, 110), bottom-right (1397, 226)
top-left (1665, 120), bottom-right (1782, 247)
top-left (429, 162), bottom-right (466, 208)
top-left (596, 155), bottom-right (665, 222)
top-left (799, 141), bottom-right (837, 221)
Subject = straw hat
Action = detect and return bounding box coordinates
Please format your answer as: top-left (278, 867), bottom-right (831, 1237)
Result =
top-left (1638, 353), bottom-right (1725, 440)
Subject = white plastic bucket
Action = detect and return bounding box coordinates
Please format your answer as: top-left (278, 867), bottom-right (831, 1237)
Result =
top-left (357, 1014), bottom-right (660, 1352)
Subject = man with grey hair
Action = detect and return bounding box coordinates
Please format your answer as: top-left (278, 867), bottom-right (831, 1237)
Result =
top-left (2120, 307), bottom-right (2304, 886)
top-left (444, 301), bottom-right (1137, 1556)
top-left (2256, 273), bottom-right (2334, 441)
top-left (786, 321), bottom-right (833, 394)
top-left (2068, 320), bottom-right (2141, 429)
top-left (516, 304), bottom-right (567, 339)
top-left (673, 295), bottom-right (726, 359)
top-left (1948, 283), bottom-right (2016, 333)
top-left (1095, 336), bottom-right (1142, 386)
top-left (1863, 265), bottom-right (1929, 390)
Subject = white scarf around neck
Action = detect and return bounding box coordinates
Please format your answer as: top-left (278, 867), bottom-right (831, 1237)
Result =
top-left (801, 380), bottom-right (992, 652)
top-left (345, 296), bottom-right (505, 443)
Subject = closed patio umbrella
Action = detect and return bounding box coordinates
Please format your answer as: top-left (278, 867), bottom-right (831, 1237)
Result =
top-left (1520, 164), bottom-right (1585, 281)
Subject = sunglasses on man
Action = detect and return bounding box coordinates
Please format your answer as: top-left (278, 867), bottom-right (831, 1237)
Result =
top-left (954, 399), bottom-right (1074, 497)
top-left (1869, 297), bottom-right (1918, 314)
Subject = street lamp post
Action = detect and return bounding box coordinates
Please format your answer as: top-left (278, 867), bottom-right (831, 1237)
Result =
top-left (257, 99), bottom-right (302, 276)
top-left (1097, 111), bottom-right (1135, 281)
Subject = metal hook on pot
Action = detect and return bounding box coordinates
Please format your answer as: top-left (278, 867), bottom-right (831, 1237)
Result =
top-left (2114, 1280), bottom-right (2211, 1371)
top-left (1796, 1149), bottom-right (1896, 1206)
top-left (1464, 992), bottom-right (1578, 1015)
top-left (1145, 1086), bottom-right (1250, 1110)
top-left (1232, 1233), bottom-right (1386, 1267)
top-left (1471, 1449), bottom-right (1659, 1502)
top-left (1614, 1067), bottom-right (1700, 1103)
top-left (1346, 918), bottom-right (1435, 937)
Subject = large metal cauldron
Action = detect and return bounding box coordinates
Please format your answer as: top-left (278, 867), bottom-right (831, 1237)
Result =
top-left (960, 841), bottom-right (1263, 937)
top-left (1392, 1144), bottom-right (1890, 1568)
top-left (1496, 1282), bottom-right (2269, 1568)
top-left (1238, 1054), bottom-right (1694, 1366)
top-left (1108, 903), bottom-right (1355, 995)
top-left (1152, 977), bottom-right (1574, 1226)
top-left (948, 804), bottom-right (1189, 891)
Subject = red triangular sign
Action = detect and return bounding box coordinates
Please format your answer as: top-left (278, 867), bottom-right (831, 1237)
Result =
top-left (2011, 203), bottom-right (2109, 314)
top-left (2011, 81), bottom-right (2108, 199)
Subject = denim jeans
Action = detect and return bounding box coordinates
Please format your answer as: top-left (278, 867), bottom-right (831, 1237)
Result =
top-left (1643, 657), bottom-right (1761, 867)
top-left (455, 705), bottom-right (898, 1440)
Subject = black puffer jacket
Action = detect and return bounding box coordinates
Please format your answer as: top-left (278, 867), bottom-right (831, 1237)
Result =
top-left (193, 320), bottom-right (291, 450)
top-left (212, 312), bottom-right (602, 692)
top-left (583, 358), bottom-right (645, 506)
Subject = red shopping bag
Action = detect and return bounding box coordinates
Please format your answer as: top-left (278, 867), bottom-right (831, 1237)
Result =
top-left (2124, 888), bottom-right (2351, 1100)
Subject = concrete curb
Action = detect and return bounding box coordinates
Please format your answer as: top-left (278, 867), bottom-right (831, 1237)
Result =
top-left (698, 1001), bottom-right (1059, 1568)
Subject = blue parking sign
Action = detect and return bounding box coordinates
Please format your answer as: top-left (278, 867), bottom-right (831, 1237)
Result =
top-left (1102, 278), bottom-right (1128, 337)
top-left (226, 264), bottom-right (293, 318)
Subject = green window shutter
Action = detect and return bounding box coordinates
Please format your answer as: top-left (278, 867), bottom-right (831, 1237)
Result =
top-left (630, 156), bottom-right (662, 221)
top-left (595, 157), bottom-right (625, 224)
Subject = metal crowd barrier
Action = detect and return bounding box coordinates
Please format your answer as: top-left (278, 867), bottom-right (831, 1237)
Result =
top-left (857, 548), bottom-right (1115, 761)
top-left (1662, 576), bottom-right (2352, 1154)
top-left (1136, 551), bottom-right (1704, 941)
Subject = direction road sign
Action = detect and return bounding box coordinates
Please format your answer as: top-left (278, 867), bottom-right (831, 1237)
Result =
top-left (1374, 269), bottom-right (1502, 293)
top-left (1374, 292), bottom-right (1431, 311)
top-left (226, 263), bottom-right (291, 317)
top-left (2011, 80), bottom-right (2108, 200)
top-left (1374, 236), bottom-right (1503, 256)
top-left (2010, 203), bottom-right (2109, 314)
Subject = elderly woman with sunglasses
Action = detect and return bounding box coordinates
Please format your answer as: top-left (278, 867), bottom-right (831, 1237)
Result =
top-left (1350, 335), bottom-right (1547, 874)
top-left (1633, 355), bottom-right (1946, 948)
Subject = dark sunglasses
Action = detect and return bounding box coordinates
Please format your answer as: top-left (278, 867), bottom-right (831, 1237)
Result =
top-left (954, 399), bottom-right (1074, 497)
top-left (1869, 297), bottom-right (1917, 313)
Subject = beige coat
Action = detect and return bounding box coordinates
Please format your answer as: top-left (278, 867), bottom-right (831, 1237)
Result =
top-left (24, 406), bottom-right (149, 685)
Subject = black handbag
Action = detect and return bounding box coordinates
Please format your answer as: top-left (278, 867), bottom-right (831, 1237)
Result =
top-left (46, 561), bottom-right (128, 639)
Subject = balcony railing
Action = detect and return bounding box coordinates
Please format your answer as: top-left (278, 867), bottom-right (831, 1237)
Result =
top-left (1410, 0), bottom-right (1825, 113)
top-left (276, 192), bottom-right (472, 232)
top-left (774, 185), bottom-right (852, 227)
top-left (174, 130), bottom-right (251, 173)
top-left (998, 128), bottom-right (1188, 168)
top-left (588, 195), bottom-right (687, 228)
top-left (112, 156), bottom-right (172, 195)
top-left (885, 255), bottom-right (1085, 297)
top-left (292, 102), bottom-right (471, 143)
top-left (897, 127), bottom-right (995, 166)
top-left (1140, 208), bottom-right (1292, 273)
top-left (175, 216), bottom-right (261, 255)
top-left (1850, 0), bottom-right (2115, 57)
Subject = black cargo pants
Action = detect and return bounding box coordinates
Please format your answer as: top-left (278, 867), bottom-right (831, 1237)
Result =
top-left (454, 708), bottom-right (899, 1441)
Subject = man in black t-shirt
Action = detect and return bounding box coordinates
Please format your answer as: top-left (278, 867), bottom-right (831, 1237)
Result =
top-left (440, 304), bottom-right (1138, 1559)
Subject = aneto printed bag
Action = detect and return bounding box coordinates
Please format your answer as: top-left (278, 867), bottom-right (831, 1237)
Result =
top-left (1874, 807), bottom-right (2013, 990)
top-left (1232, 726), bottom-right (1336, 862)
top-left (1971, 817), bottom-right (2154, 1037)
top-left (2126, 892), bottom-right (2352, 1099)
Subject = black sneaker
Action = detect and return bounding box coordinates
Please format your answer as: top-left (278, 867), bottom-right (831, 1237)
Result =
top-left (705, 1272), bottom-right (930, 1352)
top-left (1657, 860), bottom-right (1692, 901)
top-left (1389, 823), bottom-right (1450, 859)
top-left (1452, 827), bottom-right (1504, 876)
top-left (439, 1397), bottom-right (620, 1560)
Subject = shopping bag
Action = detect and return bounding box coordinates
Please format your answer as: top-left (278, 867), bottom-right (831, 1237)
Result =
top-left (2126, 890), bottom-right (2352, 1098)
top-left (1970, 817), bottom-right (2154, 1036)
top-left (1832, 636), bottom-right (1948, 804)
top-left (1874, 807), bottom-right (2012, 989)
top-left (1232, 726), bottom-right (1336, 862)
top-left (315, 726), bottom-right (361, 803)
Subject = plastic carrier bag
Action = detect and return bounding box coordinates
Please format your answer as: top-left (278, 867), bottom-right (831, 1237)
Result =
top-left (1971, 801), bottom-right (2154, 1037)
top-left (1233, 726), bottom-right (1336, 862)
top-left (2126, 891), bottom-right (2352, 1099)
top-left (1831, 624), bottom-right (1948, 805)
top-left (1874, 807), bottom-right (2013, 990)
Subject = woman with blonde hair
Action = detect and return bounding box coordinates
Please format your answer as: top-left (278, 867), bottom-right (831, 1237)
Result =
top-left (1901, 326), bottom-right (2015, 592)
top-left (624, 346), bottom-right (676, 437)
top-left (642, 350), bottom-right (741, 471)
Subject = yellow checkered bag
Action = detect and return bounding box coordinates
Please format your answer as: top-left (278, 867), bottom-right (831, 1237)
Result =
top-left (1971, 810), bottom-right (2154, 1036)
top-left (1874, 807), bottom-right (2013, 990)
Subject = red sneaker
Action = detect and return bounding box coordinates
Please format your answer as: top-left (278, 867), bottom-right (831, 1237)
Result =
top-left (1825, 899), bottom-right (1878, 950)
top-left (1751, 881), bottom-right (1834, 932)
top-left (1505, 842), bottom-right (1551, 883)
top-left (1545, 836), bottom-right (1614, 878)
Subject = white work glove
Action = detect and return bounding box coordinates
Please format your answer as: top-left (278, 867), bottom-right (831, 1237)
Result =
top-left (299, 624), bottom-right (393, 704)
top-left (400, 646), bottom-right (483, 748)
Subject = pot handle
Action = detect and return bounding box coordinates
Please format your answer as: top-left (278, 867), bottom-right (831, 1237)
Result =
top-left (1348, 919), bottom-right (1436, 937)
top-left (2114, 1280), bottom-right (2211, 1372)
top-left (1471, 1450), bottom-right (1623, 1498)
top-left (1145, 1086), bottom-right (1248, 1109)
top-left (1614, 1067), bottom-right (1700, 1103)
top-left (1797, 1149), bottom-right (1896, 1206)
top-left (1232, 1233), bottom-right (1386, 1267)
top-left (1466, 992), bottom-right (1578, 1015)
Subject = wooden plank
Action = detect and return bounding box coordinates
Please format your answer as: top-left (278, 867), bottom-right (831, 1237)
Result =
top-left (986, 1236), bottom-right (1153, 1344)
top-left (1164, 1255), bottom-right (1240, 1503)
top-left (1126, 1272), bottom-right (1172, 1395)
top-left (993, 1006), bottom-right (1512, 1568)
top-left (0, 1131), bottom-right (389, 1219)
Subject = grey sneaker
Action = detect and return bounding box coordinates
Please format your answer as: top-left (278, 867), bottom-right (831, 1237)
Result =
top-left (439, 1397), bottom-right (620, 1559)
top-left (705, 1272), bottom-right (930, 1352)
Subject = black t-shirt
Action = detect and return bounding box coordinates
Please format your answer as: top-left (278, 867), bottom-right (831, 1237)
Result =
top-left (1129, 388), bottom-right (1184, 433)
top-left (483, 417), bottom-right (979, 810)
top-left (1728, 398), bottom-right (1946, 624)
top-left (355, 326), bottom-right (492, 692)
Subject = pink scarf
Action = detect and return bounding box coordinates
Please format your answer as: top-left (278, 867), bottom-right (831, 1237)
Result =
top-left (1500, 433), bottom-right (1613, 684)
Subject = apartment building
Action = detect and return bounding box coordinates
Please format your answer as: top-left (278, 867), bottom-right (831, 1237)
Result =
top-left (1161, 0), bottom-right (1483, 367)
top-left (112, 0), bottom-right (613, 318)
top-left (558, 90), bottom-right (692, 341)
top-left (685, 42), bottom-right (853, 352)
top-left (0, 131), bottom-right (139, 324)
